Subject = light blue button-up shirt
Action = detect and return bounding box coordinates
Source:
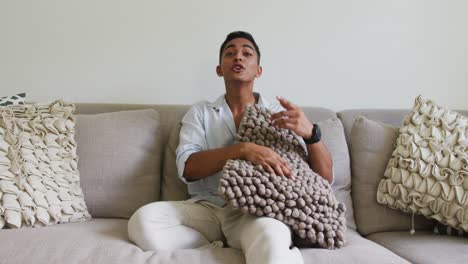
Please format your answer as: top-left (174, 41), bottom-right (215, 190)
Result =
top-left (176, 93), bottom-right (332, 207)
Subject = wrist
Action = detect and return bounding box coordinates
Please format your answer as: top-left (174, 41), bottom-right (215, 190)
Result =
top-left (303, 124), bottom-right (322, 145)
top-left (237, 142), bottom-right (250, 159)
top-left (303, 123), bottom-right (314, 139)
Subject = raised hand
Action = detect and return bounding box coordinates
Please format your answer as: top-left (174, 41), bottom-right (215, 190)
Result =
top-left (271, 96), bottom-right (314, 139)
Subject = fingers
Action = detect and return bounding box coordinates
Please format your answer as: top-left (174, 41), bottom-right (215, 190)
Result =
top-left (264, 155), bottom-right (294, 180)
top-left (271, 110), bottom-right (299, 121)
top-left (271, 110), bottom-right (299, 132)
top-left (272, 117), bottom-right (297, 130)
top-left (272, 162), bottom-right (285, 177)
top-left (274, 162), bottom-right (294, 180)
top-left (276, 96), bottom-right (297, 110)
top-left (247, 144), bottom-right (295, 180)
top-left (263, 164), bottom-right (275, 174)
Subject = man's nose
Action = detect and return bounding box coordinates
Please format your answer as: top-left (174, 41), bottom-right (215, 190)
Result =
top-left (234, 54), bottom-right (243, 61)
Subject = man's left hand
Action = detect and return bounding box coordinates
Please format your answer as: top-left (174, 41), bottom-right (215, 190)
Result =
top-left (271, 96), bottom-right (313, 139)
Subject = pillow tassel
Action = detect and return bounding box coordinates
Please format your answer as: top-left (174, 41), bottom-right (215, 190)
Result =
top-left (410, 197), bottom-right (416, 235)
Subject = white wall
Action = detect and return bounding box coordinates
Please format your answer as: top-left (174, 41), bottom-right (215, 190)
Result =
top-left (1, 0), bottom-right (467, 110)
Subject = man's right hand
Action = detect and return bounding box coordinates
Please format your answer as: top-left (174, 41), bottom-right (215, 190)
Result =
top-left (240, 142), bottom-right (294, 179)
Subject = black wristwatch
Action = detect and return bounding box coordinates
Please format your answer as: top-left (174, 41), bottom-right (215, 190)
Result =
top-left (303, 124), bottom-right (321, 145)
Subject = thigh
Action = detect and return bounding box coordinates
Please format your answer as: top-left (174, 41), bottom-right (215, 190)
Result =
top-left (128, 201), bottom-right (223, 251)
top-left (222, 207), bottom-right (292, 250)
top-left (223, 210), bottom-right (302, 264)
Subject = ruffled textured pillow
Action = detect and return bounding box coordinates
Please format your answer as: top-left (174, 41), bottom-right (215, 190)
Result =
top-left (377, 96), bottom-right (468, 232)
top-left (219, 105), bottom-right (346, 249)
top-left (0, 100), bottom-right (91, 228)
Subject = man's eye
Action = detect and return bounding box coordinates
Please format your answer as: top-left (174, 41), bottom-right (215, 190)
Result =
top-left (225, 52), bottom-right (234, 56)
top-left (244, 52), bottom-right (252, 57)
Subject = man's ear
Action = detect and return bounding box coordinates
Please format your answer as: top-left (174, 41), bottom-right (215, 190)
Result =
top-left (216, 65), bottom-right (223, 77)
top-left (256, 66), bottom-right (263, 78)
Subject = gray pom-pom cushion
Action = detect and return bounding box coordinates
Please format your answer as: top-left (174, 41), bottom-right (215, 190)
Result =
top-left (218, 105), bottom-right (346, 249)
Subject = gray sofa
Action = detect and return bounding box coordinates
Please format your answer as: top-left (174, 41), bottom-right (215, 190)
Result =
top-left (0, 103), bottom-right (466, 264)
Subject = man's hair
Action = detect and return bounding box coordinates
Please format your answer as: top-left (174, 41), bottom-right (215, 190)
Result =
top-left (219, 31), bottom-right (261, 64)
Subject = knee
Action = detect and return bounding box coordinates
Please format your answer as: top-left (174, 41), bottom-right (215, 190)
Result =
top-left (246, 217), bottom-right (292, 243)
top-left (129, 203), bottom-right (156, 230)
top-left (128, 202), bottom-right (167, 250)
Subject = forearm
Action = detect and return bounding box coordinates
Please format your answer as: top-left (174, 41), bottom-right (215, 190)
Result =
top-left (183, 143), bottom-right (246, 181)
top-left (306, 141), bottom-right (333, 183)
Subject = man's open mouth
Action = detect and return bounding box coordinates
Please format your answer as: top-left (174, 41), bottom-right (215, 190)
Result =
top-left (232, 64), bottom-right (245, 72)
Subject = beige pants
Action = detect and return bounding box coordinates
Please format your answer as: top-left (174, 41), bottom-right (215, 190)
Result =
top-left (128, 200), bottom-right (303, 264)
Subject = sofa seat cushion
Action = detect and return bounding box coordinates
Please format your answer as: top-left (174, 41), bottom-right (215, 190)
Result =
top-left (0, 218), bottom-right (245, 264)
top-left (0, 218), bottom-right (411, 264)
top-left (367, 231), bottom-right (468, 264)
top-left (301, 229), bottom-right (410, 264)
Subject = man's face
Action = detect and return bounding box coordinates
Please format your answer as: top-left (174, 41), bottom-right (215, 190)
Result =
top-left (217, 38), bottom-right (262, 82)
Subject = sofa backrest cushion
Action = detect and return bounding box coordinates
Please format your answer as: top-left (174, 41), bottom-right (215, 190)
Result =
top-left (74, 103), bottom-right (190, 151)
top-left (339, 109), bottom-right (468, 143)
top-left (338, 109), bottom-right (411, 143)
top-left (319, 117), bottom-right (356, 230)
top-left (75, 109), bottom-right (161, 219)
top-left (160, 122), bottom-right (190, 201)
top-left (349, 116), bottom-right (435, 235)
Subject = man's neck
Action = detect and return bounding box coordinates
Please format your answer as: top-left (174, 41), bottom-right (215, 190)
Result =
top-left (224, 82), bottom-right (256, 115)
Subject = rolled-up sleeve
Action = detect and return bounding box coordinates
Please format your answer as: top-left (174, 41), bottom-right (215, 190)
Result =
top-left (176, 103), bottom-right (208, 184)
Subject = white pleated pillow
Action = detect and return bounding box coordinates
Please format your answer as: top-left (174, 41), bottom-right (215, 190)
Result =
top-left (0, 100), bottom-right (91, 228)
top-left (377, 96), bottom-right (468, 231)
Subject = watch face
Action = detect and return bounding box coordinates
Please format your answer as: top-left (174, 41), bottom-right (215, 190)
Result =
top-left (313, 124), bottom-right (322, 142)
top-left (315, 125), bottom-right (321, 138)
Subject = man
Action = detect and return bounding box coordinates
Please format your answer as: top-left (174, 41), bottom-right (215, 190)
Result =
top-left (128, 31), bottom-right (333, 264)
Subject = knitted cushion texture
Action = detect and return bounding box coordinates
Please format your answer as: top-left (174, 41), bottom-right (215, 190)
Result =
top-left (377, 96), bottom-right (468, 231)
top-left (0, 100), bottom-right (91, 228)
top-left (219, 105), bottom-right (346, 249)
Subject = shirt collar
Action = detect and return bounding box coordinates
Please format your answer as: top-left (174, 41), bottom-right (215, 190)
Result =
top-left (209, 92), bottom-right (269, 112)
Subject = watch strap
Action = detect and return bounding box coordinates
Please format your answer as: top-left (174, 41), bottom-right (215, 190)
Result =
top-left (303, 124), bottom-right (321, 145)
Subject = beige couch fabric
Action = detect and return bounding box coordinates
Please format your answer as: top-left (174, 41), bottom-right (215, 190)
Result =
top-left (319, 117), bottom-right (356, 230)
top-left (75, 109), bottom-right (161, 219)
top-left (301, 229), bottom-right (410, 264)
top-left (161, 122), bottom-right (190, 201)
top-left (377, 96), bottom-right (468, 231)
top-left (0, 100), bottom-right (90, 228)
top-left (367, 230), bottom-right (468, 264)
top-left (350, 116), bottom-right (434, 236)
top-left (0, 218), bottom-right (245, 264)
